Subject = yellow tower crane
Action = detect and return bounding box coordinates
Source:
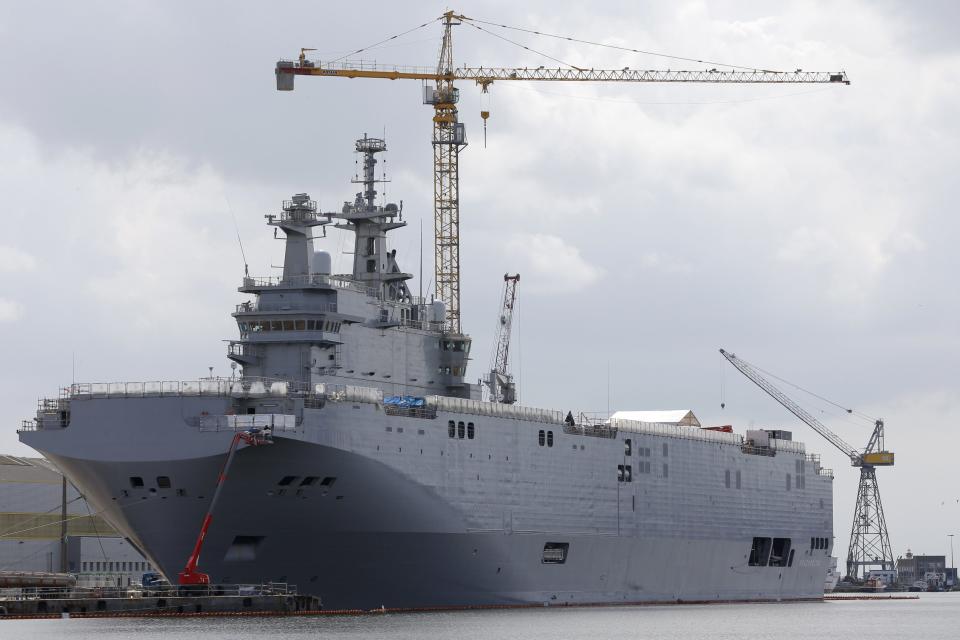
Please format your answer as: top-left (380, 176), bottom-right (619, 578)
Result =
top-left (276, 11), bottom-right (849, 341)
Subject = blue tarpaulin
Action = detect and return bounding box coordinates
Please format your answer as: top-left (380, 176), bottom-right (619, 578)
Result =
top-left (384, 395), bottom-right (426, 408)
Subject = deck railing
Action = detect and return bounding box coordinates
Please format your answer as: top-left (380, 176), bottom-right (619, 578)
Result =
top-left (241, 273), bottom-right (375, 295)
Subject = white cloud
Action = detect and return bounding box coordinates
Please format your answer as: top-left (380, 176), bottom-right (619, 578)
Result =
top-left (0, 246), bottom-right (37, 273)
top-left (503, 233), bottom-right (602, 294)
top-left (0, 298), bottom-right (23, 322)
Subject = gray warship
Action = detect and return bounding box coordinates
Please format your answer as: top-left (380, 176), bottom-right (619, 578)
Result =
top-left (20, 136), bottom-right (835, 609)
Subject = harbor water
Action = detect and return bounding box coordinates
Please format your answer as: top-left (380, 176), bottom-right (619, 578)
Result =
top-left (3, 593), bottom-right (957, 639)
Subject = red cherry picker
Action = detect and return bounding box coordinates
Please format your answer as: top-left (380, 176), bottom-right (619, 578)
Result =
top-left (178, 427), bottom-right (273, 586)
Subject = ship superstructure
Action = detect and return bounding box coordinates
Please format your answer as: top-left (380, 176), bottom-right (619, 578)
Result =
top-left (20, 136), bottom-right (835, 609)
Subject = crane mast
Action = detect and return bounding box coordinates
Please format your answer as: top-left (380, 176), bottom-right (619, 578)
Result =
top-left (276, 11), bottom-right (849, 349)
top-left (428, 12), bottom-right (467, 335)
top-left (719, 349), bottom-right (895, 582)
top-left (488, 274), bottom-right (520, 403)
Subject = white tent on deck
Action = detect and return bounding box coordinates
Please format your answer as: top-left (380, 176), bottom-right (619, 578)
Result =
top-left (610, 410), bottom-right (701, 428)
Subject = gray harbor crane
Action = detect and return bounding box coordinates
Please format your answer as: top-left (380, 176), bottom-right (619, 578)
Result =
top-left (720, 349), bottom-right (896, 582)
top-left (487, 274), bottom-right (520, 404)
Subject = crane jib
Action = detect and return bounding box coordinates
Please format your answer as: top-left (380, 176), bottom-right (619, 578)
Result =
top-left (278, 64), bottom-right (849, 85)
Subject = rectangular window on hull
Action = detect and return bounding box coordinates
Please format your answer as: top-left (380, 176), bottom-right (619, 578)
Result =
top-left (749, 537), bottom-right (772, 567)
top-left (224, 535), bottom-right (265, 562)
top-left (457, 421), bottom-right (465, 439)
top-left (467, 422), bottom-right (475, 439)
top-left (538, 430), bottom-right (545, 446)
top-left (448, 421), bottom-right (456, 438)
top-left (546, 431), bottom-right (554, 447)
top-left (770, 538), bottom-right (792, 567)
top-left (156, 476), bottom-right (171, 489)
top-left (278, 476), bottom-right (299, 486)
top-left (542, 542), bottom-right (569, 564)
top-left (624, 438), bottom-right (632, 456)
top-left (129, 477), bottom-right (144, 488)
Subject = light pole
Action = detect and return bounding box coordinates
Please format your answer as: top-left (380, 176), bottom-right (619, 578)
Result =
top-left (949, 534), bottom-right (955, 584)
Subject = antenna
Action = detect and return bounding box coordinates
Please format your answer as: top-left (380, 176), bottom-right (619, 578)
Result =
top-left (606, 361), bottom-right (611, 416)
top-left (419, 218), bottom-right (424, 302)
top-left (225, 195), bottom-right (250, 277)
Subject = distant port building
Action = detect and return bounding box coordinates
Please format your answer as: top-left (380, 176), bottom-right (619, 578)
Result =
top-left (0, 455), bottom-right (151, 585)
top-left (896, 550), bottom-right (956, 587)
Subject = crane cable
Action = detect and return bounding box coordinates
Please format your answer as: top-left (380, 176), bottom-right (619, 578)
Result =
top-left (734, 354), bottom-right (877, 424)
top-left (460, 19), bottom-right (582, 70)
top-left (326, 16), bottom-right (443, 64)
top-left (462, 15), bottom-right (776, 73)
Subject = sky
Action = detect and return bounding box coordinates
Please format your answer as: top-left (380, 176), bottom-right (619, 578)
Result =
top-left (1, 1), bottom-right (958, 566)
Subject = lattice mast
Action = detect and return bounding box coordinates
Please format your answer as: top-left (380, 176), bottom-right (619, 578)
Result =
top-left (719, 349), bottom-right (895, 581)
top-left (488, 274), bottom-right (520, 403)
top-left (429, 12), bottom-right (467, 334)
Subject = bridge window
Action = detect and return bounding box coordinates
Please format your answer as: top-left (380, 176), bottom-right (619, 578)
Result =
top-left (295, 319), bottom-right (305, 330)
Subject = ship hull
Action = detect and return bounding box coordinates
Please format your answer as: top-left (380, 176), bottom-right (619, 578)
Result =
top-left (23, 394), bottom-right (833, 610)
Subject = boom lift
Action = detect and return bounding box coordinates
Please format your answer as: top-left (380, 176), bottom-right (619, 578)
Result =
top-left (178, 428), bottom-right (273, 586)
top-left (276, 11), bottom-right (849, 340)
top-left (487, 274), bottom-right (520, 404)
top-left (719, 349), bottom-right (895, 581)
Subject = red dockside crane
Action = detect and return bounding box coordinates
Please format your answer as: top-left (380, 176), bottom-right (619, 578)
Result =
top-left (178, 428), bottom-right (273, 586)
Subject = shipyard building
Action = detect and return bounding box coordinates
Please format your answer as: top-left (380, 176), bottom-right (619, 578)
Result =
top-left (0, 455), bottom-right (152, 586)
top-left (896, 551), bottom-right (957, 588)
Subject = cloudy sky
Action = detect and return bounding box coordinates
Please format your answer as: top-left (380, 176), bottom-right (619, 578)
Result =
top-left (2, 1), bottom-right (958, 565)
